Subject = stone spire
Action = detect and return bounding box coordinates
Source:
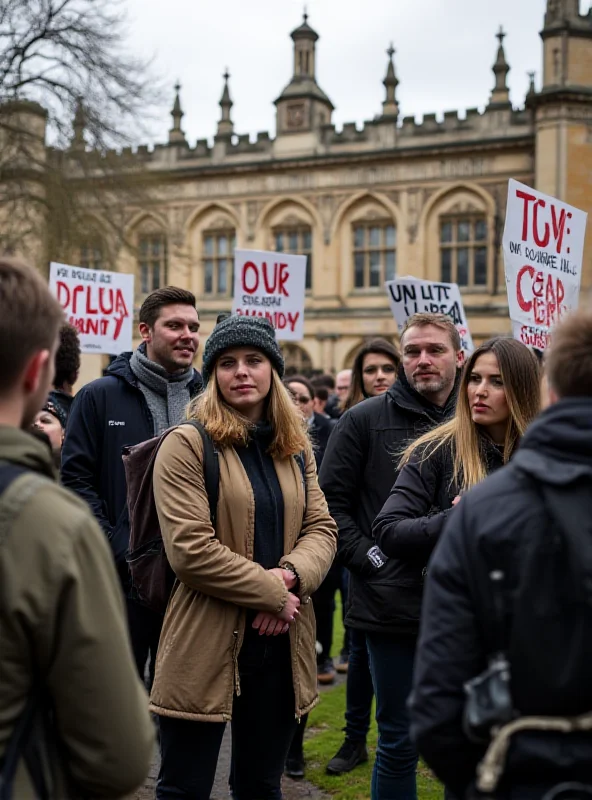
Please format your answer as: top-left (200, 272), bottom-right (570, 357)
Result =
top-left (489, 27), bottom-right (511, 108)
top-left (71, 96), bottom-right (86, 150)
top-left (382, 43), bottom-right (399, 119)
top-left (169, 82), bottom-right (186, 144)
top-left (216, 69), bottom-right (234, 140)
top-left (527, 71), bottom-right (536, 97)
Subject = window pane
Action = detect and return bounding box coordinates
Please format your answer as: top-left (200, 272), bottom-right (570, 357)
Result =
top-left (440, 222), bottom-right (452, 243)
top-left (457, 248), bottom-right (469, 286)
top-left (475, 220), bottom-right (487, 241)
top-left (458, 221), bottom-right (470, 242)
top-left (354, 227), bottom-right (364, 249)
top-left (385, 250), bottom-right (396, 282)
top-left (475, 247), bottom-right (488, 286)
top-left (385, 225), bottom-right (396, 247)
top-left (140, 262), bottom-right (149, 294)
top-left (369, 227), bottom-right (380, 248)
top-left (152, 237), bottom-right (161, 257)
top-left (204, 236), bottom-right (214, 257)
top-left (369, 251), bottom-right (380, 287)
top-left (303, 230), bottom-right (312, 251)
top-left (441, 250), bottom-right (451, 283)
top-left (204, 260), bottom-right (214, 294)
top-left (354, 253), bottom-right (365, 287)
top-left (218, 236), bottom-right (228, 256)
top-left (289, 231), bottom-right (298, 252)
top-left (305, 255), bottom-right (312, 290)
top-left (140, 238), bottom-right (148, 257)
top-left (218, 259), bottom-right (228, 294)
top-left (152, 262), bottom-right (161, 291)
top-left (275, 233), bottom-right (283, 251)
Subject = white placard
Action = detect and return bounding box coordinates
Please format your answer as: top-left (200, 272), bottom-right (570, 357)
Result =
top-left (385, 277), bottom-right (474, 351)
top-left (49, 262), bottom-right (134, 355)
top-left (232, 249), bottom-right (306, 341)
top-left (503, 179), bottom-right (587, 350)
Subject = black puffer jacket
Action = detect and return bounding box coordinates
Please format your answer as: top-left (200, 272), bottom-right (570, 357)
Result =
top-left (61, 353), bottom-right (202, 583)
top-left (318, 368), bottom-right (459, 635)
top-left (410, 398), bottom-right (592, 798)
top-left (371, 436), bottom-right (504, 636)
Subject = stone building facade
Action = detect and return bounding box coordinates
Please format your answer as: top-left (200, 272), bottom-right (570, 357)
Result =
top-left (14, 1), bottom-right (592, 380)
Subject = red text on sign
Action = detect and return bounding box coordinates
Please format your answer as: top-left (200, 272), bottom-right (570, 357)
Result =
top-left (516, 265), bottom-right (565, 327)
top-left (241, 261), bottom-right (290, 297)
top-left (516, 190), bottom-right (573, 255)
top-left (56, 281), bottom-right (129, 340)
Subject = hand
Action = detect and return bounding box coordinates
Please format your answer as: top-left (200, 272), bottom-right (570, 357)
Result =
top-left (452, 495), bottom-right (462, 506)
top-left (277, 591), bottom-right (301, 624)
top-left (268, 567), bottom-right (297, 592)
top-left (252, 612), bottom-right (290, 637)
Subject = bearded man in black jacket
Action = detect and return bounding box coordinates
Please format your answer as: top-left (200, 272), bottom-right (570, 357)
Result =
top-left (411, 310), bottom-right (592, 799)
top-left (319, 313), bottom-right (463, 794)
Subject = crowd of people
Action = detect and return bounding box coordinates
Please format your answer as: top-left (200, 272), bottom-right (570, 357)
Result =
top-left (1, 255), bottom-right (592, 800)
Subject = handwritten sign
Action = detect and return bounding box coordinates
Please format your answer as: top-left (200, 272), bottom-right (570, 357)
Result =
top-left (503, 179), bottom-right (587, 349)
top-left (386, 277), bottom-right (474, 351)
top-left (232, 249), bottom-right (306, 341)
top-left (49, 262), bottom-right (134, 355)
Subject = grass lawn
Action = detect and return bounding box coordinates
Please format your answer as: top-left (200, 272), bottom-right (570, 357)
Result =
top-left (301, 600), bottom-right (443, 799)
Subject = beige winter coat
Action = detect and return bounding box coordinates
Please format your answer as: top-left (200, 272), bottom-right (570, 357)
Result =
top-left (149, 423), bottom-right (337, 722)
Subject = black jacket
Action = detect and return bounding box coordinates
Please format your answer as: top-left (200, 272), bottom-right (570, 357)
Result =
top-left (309, 412), bottom-right (335, 470)
top-left (410, 398), bottom-right (592, 798)
top-left (318, 369), bottom-right (458, 635)
top-left (61, 353), bottom-right (202, 582)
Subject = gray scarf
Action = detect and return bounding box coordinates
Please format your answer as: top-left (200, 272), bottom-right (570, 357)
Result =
top-left (129, 344), bottom-right (195, 435)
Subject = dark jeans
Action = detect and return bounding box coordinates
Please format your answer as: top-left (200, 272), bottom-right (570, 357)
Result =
top-left (157, 630), bottom-right (297, 799)
top-left (344, 628), bottom-right (374, 743)
top-left (311, 561), bottom-right (342, 664)
top-left (366, 632), bottom-right (418, 800)
top-left (126, 597), bottom-right (162, 690)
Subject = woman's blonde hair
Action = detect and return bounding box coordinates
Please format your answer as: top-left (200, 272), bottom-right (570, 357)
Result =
top-left (399, 337), bottom-right (541, 491)
top-left (187, 362), bottom-right (309, 459)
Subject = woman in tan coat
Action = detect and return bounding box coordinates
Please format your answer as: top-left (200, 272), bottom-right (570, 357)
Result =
top-left (151, 315), bottom-right (337, 800)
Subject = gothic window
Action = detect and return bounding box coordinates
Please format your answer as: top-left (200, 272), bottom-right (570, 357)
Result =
top-left (203, 230), bottom-right (236, 296)
top-left (274, 225), bottom-right (313, 290)
top-left (352, 222), bottom-right (396, 289)
top-left (440, 217), bottom-right (488, 288)
top-left (283, 344), bottom-right (313, 375)
top-left (138, 234), bottom-right (168, 295)
top-left (79, 241), bottom-right (103, 271)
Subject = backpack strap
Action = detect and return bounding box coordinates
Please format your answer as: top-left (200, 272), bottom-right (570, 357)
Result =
top-left (182, 420), bottom-right (220, 528)
top-left (294, 451), bottom-right (307, 507)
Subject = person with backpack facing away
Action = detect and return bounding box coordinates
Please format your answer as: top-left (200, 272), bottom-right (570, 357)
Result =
top-left (372, 337), bottom-right (540, 798)
top-left (61, 286), bottom-right (202, 688)
top-left (410, 310), bottom-right (592, 798)
top-left (150, 315), bottom-right (337, 800)
top-left (0, 258), bottom-right (154, 799)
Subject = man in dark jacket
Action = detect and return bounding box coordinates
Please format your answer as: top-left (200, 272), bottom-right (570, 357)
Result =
top-left (411, 310), bottom-right (592, 799)
top-left (319, 313), bottom-right (463, 792)
top-left (61, 286), bottom-right (202, 686)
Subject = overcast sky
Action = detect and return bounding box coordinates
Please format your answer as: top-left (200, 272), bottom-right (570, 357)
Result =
top-left (124, 0), bottom-right (591, 146)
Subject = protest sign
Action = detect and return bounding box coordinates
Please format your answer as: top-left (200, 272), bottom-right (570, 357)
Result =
top-left (49, 262), bottom-right (134, 355)
top-left (385, 277), bottom-right (474, 351)
top-left (232, 249), bottom-right (306, 341)
top-left (503, 179), bottom-right (587, 350)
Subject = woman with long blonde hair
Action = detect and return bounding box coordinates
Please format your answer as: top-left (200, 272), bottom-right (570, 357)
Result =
top-left (150, 315), bottom-right (337, 800)
top-left (371, 336), bottom-right (541, 800)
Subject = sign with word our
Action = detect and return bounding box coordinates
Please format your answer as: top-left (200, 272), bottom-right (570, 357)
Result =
top-left (232, 249), bottom-right (306, 341)
top-left (386, 277), bottom-right (474, 351)
top-left (503, 179), bottom-right (587, 350)
top-left (49, 263), bottom-right (134, 355)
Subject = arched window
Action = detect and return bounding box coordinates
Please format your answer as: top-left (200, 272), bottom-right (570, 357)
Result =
top-left (274, 225), bottom-right (312, 290)
top-left (352, 222), bottom-right (396, 288)
top-left (138, 233), bottom-right (168, 294)
top-left (202, 229), bottom-right (236, 297)
top-left (439, 216), bottom-right (488, 288)
top-left (283, 344), bottom-right (313, 375)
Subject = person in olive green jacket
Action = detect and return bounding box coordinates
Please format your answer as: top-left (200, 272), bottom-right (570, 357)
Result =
top-left (0, 259), bottom-right (155, 799)
top-left (151, 315), bottom-right (338, 800)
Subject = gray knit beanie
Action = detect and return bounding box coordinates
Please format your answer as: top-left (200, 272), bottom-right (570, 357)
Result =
top-left (202, 315), bottom-right (285, 384)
